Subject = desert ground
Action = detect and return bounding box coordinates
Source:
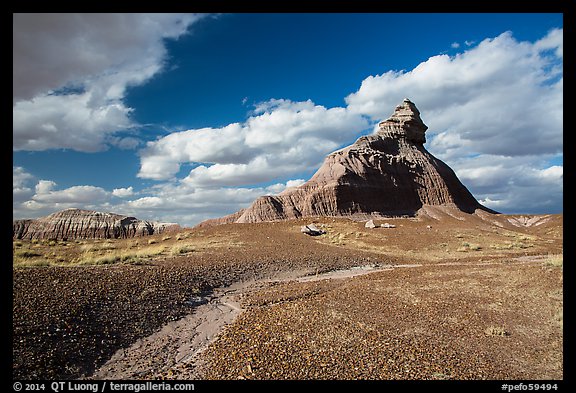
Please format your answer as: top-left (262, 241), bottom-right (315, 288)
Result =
top-left (12, 208), bottom-right (563, 380)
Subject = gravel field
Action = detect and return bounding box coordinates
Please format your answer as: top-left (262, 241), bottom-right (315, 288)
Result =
top-left (13, 222), bottom-right (381, 380)
top-left (12, 214), bottom-right (563, 380)
top-left (194, 262), bottom-right (562, 380)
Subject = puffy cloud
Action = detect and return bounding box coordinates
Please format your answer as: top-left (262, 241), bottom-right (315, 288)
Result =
top-left (138, 99), bottom-right (369, 184)
top-left (13, 93), bottom-right (134, 152)
top-left (14, 176), bottom-right (112, 218)
top-left (346, 29), bottom-right (563, 159)
top-left (32, 182), bottom-right (109, 204)
top-left (13, 13), bottom-right (205, 152)
top-left (13, 166), bottom-right (35, 203)
top-left (449, 155), bottom-right (563, 214)
top-left (264, 179), bottom-right (306, 194)
top-left (126, 196), bottom-right (164, 209)
top-left (12, 165), bottom-right (306, 227)
top-left (137, 123), bottom-right (255, 180)
top-left (534, 27), bottom-right (563, 58)
top-left (112, 187), bottom-right (134, 198)
top-left (104, 179), bottom-right (307, 226)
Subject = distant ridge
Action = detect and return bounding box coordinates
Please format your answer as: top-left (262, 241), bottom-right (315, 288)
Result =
top-left (13, 208), bottom-right (180, 240)
top-left (199, 99), bottom-right (497, 227)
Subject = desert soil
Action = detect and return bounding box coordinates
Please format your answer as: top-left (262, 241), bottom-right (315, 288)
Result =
top-left (13, 210), bottom-right (563, 380)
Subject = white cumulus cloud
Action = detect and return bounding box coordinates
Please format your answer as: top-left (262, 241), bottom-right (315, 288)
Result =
top-left (346, 29), bottom-right (563, 158)
top-left (449, 155), bottom-right (563, 214)
top-left (138, 99), bottom-right (369, 185)
top-left (13, 172), bottom-right (113, 218)
top-left (32, 182), bottom-right (109, 204)
top-left (13, 13), bottom-right (206, 152)
top-left (111, 179), bottom-right (306, 226)
top-left (13, 166), bottom-right (35, 203)
top-left (112, 187), bottom-right (135, 198)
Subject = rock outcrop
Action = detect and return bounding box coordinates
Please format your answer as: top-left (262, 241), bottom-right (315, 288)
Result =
top-left (201, 99), bottom-right (496, 226)
top-left (13, 208), bottom-right (180, 240)
top-left (300, 224), bottom-right (326, 236)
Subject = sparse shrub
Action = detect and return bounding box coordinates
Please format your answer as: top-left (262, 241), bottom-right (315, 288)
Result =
top-left (489, 243), bottom-right (511, 250)
top-left (485, 326), bottom-right (509, 336)
top-left (517, 235), bottom-right (534, 241)
top-left (134, 245), bottom-right (166, 258)
top-left (48, 240), bottom-right (57, 246)
top-left (328, 232), bottom-right (346, 245)
top-left (18, 260), bottom-right (51, 267)
top-left (99, 241), bottom-right (117, 250)
top-left (171, 244), bottom-right (195, 255)
top-left (458, 242), bottom-right (481, 252)
top-left (544, 255), bottom-right (563, 268)
top-left (431, 372), bottom-right (450, 380)
top-left (119, 254), bottom-right (140, 264)
top-left (80, 243), bottom-right (99, 253)
top-left (148, 239), bottom-right (158, 245)
top-left (15, 250), bottom-right (42, 258)
top-left (162, 236), bottom-right (172, 241)
top-left (512, 241), bottom-right (530, 249)
top-left (79, 254), bottom-right (121, 265)
top-left (13, 241), bottom-right (23, 247)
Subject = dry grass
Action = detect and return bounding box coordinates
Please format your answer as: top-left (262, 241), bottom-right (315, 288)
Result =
top-left (13, 230), bottom-right (246, 267)
top-left (170, 244), bottom-right (195, 255)
top-left (14, 249), bottom-right (42, 259)
top-left (309, 219), bottom-right (552, 262)
top-left (457, 242), bottom-right (482, 252)
top-left (543, 254), bottom-right (563, 268)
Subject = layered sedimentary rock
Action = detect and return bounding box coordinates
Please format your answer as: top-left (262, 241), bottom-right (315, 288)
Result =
top-left (13, 208), bottom-right (179, 240)
top-left (201, 99), bottom-right (495, 226)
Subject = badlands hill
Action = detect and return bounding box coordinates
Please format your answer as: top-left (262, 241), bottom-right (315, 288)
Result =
top-left (200, 99), bottom-right (496, 227)
top-left (13, 208), bottom-right (179, 240)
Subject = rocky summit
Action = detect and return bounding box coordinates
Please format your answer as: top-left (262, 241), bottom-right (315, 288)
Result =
top-left (13, 208), bottom-right (179, 240)
top-left (201, 99), bottom-right (496, 226)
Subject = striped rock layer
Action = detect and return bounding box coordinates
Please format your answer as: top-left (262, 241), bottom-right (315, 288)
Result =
top-left (13, 208), bottom-right (179, 240)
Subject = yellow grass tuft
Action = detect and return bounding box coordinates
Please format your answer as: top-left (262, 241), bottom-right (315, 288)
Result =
top-left (543, 254), bottom-right (563, 268)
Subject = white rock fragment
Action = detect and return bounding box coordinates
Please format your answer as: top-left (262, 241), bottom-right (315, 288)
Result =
top-left (365, 220), bottom-right (377, 229)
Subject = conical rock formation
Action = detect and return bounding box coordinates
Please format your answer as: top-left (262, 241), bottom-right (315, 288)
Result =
top-left (200, 99), bottom-right (496, 226)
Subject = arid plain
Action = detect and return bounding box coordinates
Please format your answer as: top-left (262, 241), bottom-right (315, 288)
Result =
top-left (13, 208), bottom-right (563, 380)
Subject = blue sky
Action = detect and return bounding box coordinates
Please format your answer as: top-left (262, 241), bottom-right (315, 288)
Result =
top-left (13, 13), bottom-right (563, 226)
